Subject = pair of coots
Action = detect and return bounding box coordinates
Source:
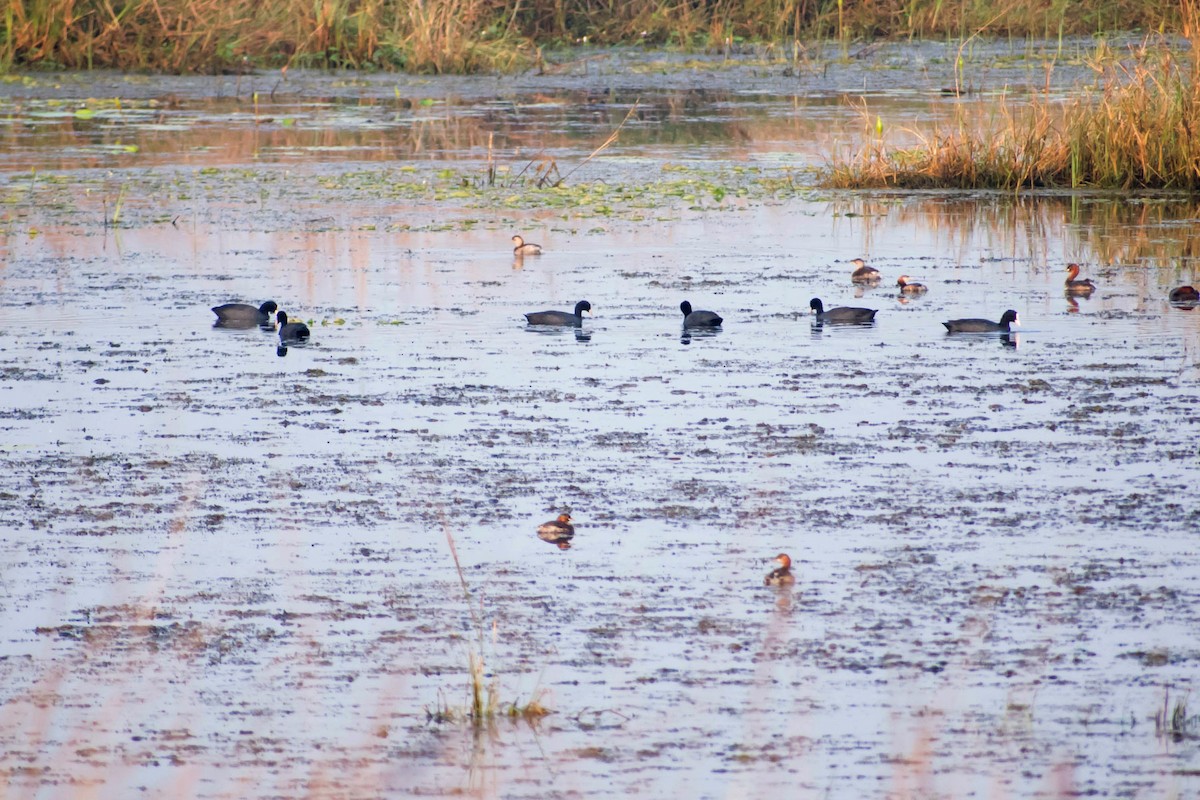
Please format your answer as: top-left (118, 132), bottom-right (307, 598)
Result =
top-left (523, 300), bottom-right (724, 328)
top-left (809, 297), bottom-right (1018, 332)
top-left (212, 301), bottom-right (309, 341)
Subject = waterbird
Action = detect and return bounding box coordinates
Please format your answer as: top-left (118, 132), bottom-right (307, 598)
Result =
top-left (1064, 263), bottom-right (1097, 296)
top-left (809, 297), bottom-right (878, 324)
top-left (276, 310), bottom-right (311, 341)
top-left (680, 300), bottom-right (723, 328)
top-left (211, 300), bottom-right (278, 325)
top-left (764, 553), bottom-right (796, 587)
top-left (942, 310), bottom-right (1019, 333)
top-left (1169, 285), bottom-right (1199, 303)
top-left (537, 514), bottom-right (575, 549)
top-left (512, 235), bottom-right (542, 256)
top-left (524, 300), bottom-right (592, 326)
top-left (850, 258), bottom-right (881, 284)
top-left (896, 275), bottom-right (928, 294)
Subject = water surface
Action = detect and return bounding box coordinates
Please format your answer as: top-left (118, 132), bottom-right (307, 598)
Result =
top-left (2, 42), bottom-right (1199, 800)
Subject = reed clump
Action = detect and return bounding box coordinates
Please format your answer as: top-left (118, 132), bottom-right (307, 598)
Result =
top-left (1155, 686), bottom-right (1196, 740)
top-left (0, 0), bottom-right (1185, 74)
top-left (824, 34), bottom-right (1200, 192)
top-left (0, 0), bottom-right (531, 73)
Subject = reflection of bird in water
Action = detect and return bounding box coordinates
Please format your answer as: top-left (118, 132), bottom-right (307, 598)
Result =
top-left (896, 275), bottom-right (927, 295)
top-left (1169, 285), bottom-right (1199, 304)
top-left (942, 310), bottom-right (1019, 333)
top-left (850, 258), bottom-right (881, 284)
top-left (764, 553), bottom-right (796, 586)
top-left (212, 300), bottom-right (278, 327)
top-left (276, 310), bottom-right (311, 341)
top-left (1064, 263), bottom-right (1097, 296)
top-left (525, 300), bottom-right (592, 326)
top-left (512, 235), bottom-right (543, 256)
top-left (680, 326), bottom-right (720, 345)
top-left (809, 297), bottom-right (877, 324)
top-left (680, 300), bottom-right (723, 328)
top-left (537, 514), bottom-right (574, 549)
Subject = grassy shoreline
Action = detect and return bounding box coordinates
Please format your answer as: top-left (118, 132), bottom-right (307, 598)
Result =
top-left (1, 0), bottom-right (1185, 74)
top-left (823, 14), bottom-right (1200, 191)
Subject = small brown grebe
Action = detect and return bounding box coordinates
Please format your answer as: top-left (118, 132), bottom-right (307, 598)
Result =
top-left (537, 514), bottom-right (574, 548)
top-left (764, 553), bottom-right (796, 586)
top-left (1169, 285), bottom-right (1199, 303)
top-left (850, 258), bottom-right (881, 284)
top-left (512, 235), bottom-right (543, 256)
top-left (1064, 263), bottom-right (1097, 295)
top-left (896, 275), bottom-right (928, 294)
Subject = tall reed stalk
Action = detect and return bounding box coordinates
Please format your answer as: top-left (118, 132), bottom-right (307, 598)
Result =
top-left (435, 523), bottom-right (548, 726)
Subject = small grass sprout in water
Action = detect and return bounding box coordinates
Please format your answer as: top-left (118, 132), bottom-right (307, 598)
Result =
top-left (1155, 685), bottom-right (1198, 741)
top-left (429, 525), bottom-right (551, 727)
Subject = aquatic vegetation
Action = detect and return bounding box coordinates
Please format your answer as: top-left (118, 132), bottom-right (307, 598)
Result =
top-left (824, 25), bottom-right (1200, 191)
top-left (431, 525), bottom-right (551, 727)
top-left (1155, 686), bottom-right (1198, 740)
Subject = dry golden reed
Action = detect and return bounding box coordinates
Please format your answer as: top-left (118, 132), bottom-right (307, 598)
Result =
top-left (824, 22), bottom-right (1200, 191)
top-left (0, 0), bottom-right (1183, 74)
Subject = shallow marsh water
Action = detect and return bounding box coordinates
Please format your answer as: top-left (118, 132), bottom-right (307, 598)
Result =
top-left (2, 41), bottom-right (1200, 799)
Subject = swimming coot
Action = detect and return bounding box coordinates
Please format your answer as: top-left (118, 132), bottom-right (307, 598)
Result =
top-left (276, 310), bottom-right (311, 341)
top-left (212, 300), bottom-right (278, 325)
top-left (942, 310), bottom-right (1019, 333)
top-left (525, 300), bottom-right (592, 326)
top-left (680, 300), bottom-right (723, 328)
top-left (810, 297), bottom-right (878, 324)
